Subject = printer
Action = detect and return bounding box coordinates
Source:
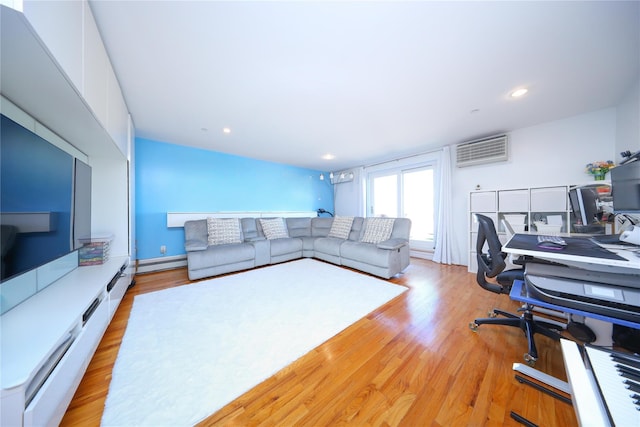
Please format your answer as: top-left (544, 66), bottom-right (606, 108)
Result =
top-left (524, 262), bottom-right (640, 323)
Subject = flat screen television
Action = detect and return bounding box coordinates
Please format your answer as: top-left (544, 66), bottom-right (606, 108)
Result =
top-left (0, 114), bottom-right (91, 282)
top-left (610, 160), bottom-right (640, 214)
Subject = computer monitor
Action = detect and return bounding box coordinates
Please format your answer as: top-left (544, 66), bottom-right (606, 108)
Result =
top-left (569, 186), bottom-right (604, 233)
top-left (611, 160), bottom-right (640, 214)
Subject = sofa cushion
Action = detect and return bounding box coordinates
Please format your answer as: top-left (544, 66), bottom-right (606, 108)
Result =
top-left (241, 218), bottom-right (260, 241)
top-left (286, 217), bottom-right (312, 237)
top-left (207, 217), bottom-right (242, 246)
top-left (314, 237), bottom-right (343, 256)
top-left (327, 216), bottom-right (354, 239)
top-left (185, 239), bottom-right (208, 251)
top-left (187, 243), bottom-right (255, 270)
top-left (348, 217), bottom-right (364, 241)
top-left (311, 217), bottom-right (333, 236)
top-left (389, 217), bottom-right (412, 240)
top-left (259, 218), bottom-right (289, 239)
top-left (341, 240), bottom-right (394, 268)
top-left (270, 237), bottom-right (303, 256)
top-left (361, 218), bottom-right (395, 244)
top-left (376, 238), bottom-right (407, 250)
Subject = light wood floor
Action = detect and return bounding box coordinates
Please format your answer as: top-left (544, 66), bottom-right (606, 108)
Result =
top-left (61, 258), bottom-right (578, 426)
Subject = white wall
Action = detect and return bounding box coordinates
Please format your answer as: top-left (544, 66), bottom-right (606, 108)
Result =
top-left (451, 107), bottom-right (618, 266)
top-left (616, 76), bottom-right (640, 156)
top-left (90, 156), bottom-right (129, 258)
top-left (333, 168), bottom-right (365, 217)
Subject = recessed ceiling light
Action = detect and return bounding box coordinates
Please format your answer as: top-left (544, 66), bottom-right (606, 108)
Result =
top-left (322, 154), bottom-right (335, 160)
top-left (222, 127), bottom-right (231, 134)
top-left (510, 88), bottom-right (528, 98)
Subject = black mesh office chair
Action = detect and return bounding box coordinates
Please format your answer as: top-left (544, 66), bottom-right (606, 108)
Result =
top-left (469, 214), bottom-right (563, 364)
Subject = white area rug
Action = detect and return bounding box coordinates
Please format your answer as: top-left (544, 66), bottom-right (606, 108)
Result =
top-left (101, 258), bottom-right (406, 426)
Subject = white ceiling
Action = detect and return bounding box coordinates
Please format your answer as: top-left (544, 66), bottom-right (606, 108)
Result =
top-left (88, 1), bottom-right (640, 171)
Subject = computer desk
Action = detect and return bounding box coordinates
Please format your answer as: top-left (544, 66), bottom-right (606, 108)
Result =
top-left (502, 233), bottom-right (640, 275)
top-left (501, 234), bottom-right (640, 426)
top-left (503, 232), bottom-right (639, 339)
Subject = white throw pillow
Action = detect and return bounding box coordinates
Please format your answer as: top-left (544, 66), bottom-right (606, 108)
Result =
top-left (259, 218), bottom-right (289, 239)
top-left (327, 216), bottom-right (355, 239)
top-left (360, 217), bottom-right (395, 244)
top-left (207, 217), bottom-right (242, 246)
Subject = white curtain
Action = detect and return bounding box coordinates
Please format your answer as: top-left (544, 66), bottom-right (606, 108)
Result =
top-left (433, 146), bottom-right (454, 264)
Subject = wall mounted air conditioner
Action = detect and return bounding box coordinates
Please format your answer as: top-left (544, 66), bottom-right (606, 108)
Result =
top-left (330, 170), bottom-right (355, 184)
top-left (456, 135), bottom-right (509, 167)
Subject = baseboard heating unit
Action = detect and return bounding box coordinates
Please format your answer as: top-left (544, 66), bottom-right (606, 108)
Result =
top-left (137, 255), bottom-right (187, 274)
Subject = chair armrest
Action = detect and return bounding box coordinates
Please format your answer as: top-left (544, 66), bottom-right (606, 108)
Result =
top-left (376, 238), bottom-right (408, 250)
top-left (185, 239), bottom-right (208, 251)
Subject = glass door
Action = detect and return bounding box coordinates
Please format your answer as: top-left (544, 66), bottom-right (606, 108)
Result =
top-left (368, 165), bottom-right (436, 250)
top-left (402, 167), bottom-right (434, 242)
top-left (369, 173), bottom-right (398, 217)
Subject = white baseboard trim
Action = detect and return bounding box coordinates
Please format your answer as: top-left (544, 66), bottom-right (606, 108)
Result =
top-left (410, 249), bottom-right (433, 260)
top-left (137, 255), bottom-right (187, 274)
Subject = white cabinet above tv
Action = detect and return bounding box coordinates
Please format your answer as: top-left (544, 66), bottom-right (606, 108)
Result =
top-left (0, 3), bottom-right (128, 160)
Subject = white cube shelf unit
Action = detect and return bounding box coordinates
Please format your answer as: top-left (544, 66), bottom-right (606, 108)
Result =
top-left (468, 185), bottom-right (571, 273)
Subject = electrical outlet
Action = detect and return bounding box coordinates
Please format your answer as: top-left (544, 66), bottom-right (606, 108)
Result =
top-left (160, 245), bottom-right (166, 254)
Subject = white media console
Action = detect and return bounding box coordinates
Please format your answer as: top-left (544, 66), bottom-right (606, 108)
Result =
top-left (1, 4), bottom-right (135, 424)
top-left (1, 256), bottom-right (131, 426)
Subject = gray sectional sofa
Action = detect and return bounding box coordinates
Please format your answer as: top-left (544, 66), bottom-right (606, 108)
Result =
top-left (184, 216), bottom-right (411, 280)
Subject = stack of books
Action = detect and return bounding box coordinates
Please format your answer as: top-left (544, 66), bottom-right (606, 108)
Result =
top-left (78, 236), bottom-right (112, 266)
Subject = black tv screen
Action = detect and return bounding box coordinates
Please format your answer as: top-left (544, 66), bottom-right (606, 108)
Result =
top-left (0, 114), bottom-right (91, 282)
top-left (611, 160), bottom-right (640, 214)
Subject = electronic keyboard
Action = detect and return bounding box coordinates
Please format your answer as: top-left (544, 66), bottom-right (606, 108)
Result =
top-left (561, 340), bottom-right (640, 426)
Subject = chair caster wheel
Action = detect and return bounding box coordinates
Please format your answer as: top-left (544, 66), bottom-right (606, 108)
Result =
top-left (523, 353), bottom-right (537, 366)
top-left (469, 322), bottom-right (479, 331)
top-left (488, 311), bottom-right (497, 318)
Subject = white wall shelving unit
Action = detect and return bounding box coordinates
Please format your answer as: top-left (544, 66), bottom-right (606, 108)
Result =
top-left (468, 185), bottom-right (571, 273)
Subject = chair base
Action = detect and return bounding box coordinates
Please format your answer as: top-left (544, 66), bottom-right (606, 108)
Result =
top-left (470, 306), bottom-right (564, 364)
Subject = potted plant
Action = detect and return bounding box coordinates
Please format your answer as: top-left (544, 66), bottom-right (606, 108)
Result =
top-left (585, 160), bottom-right (615, 180)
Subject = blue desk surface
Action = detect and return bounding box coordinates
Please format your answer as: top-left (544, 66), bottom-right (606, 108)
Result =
top-left (510, 280), bottom-right (640, 329)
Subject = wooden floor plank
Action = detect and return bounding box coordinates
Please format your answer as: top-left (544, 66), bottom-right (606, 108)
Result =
top-left (60, 258), bottom-right (578, 426)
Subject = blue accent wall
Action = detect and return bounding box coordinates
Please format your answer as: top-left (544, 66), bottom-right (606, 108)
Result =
top-left (135, 138), bottom-right (334, 260)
